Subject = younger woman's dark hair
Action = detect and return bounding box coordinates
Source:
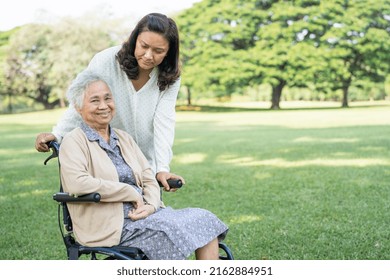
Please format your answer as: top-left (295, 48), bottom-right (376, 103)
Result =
top-left (116, 13), bottom-right (181, 92)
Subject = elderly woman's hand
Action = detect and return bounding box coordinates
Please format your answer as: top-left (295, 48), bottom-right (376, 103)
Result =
top-left (128, 204), bottom-right (155, 221)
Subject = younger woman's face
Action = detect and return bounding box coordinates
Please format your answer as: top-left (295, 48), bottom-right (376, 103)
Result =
top-left (134, 31), bottom-right (169, 71)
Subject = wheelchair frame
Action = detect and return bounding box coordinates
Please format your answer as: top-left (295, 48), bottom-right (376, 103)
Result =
top-left (45, 141), bottom-right (234, 260)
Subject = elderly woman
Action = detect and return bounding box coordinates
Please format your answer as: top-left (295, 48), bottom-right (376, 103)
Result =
top-left (59, 70), bottom-right (228, 260)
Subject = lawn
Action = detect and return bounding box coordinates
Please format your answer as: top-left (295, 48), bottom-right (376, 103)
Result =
top-left (0, 104), bottom-right (389, 260)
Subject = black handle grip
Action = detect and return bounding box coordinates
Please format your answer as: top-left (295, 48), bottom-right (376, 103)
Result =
top-left (53, 192), bottom-right (101, 203)
top-left (44, 141), bottom-right (60, 165)
top-left (48, 141), bottom-right (60, 153)
top-left (159, 179), bottom-right (183, 189)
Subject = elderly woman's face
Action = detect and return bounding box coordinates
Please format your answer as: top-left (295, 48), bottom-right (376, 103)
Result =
top-left (77, 81), bottom-right (115, 129)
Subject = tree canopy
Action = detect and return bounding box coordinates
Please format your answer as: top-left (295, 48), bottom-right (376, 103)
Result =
top-left (3, 20), bottom-right (115, 110)
top-left (0, 0), bottom-right (389, 112)
top-left (177, 0), bottom-right (390, 108)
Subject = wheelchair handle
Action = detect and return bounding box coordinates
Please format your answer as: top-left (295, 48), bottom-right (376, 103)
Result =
top-left (44, 141), bottom-right (60, 165)
top-left (159, 179), bottom-right (183, 189)
top-left (53, 192), bottom-right (101, 203)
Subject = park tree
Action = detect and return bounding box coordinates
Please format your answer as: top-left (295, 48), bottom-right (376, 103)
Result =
top-left (3, 18), bottom-right (115, 110)
top-left (4, 24), bottom-right (54, 110)
top-left (0, 28), bottom-right (18, 112)
top-left (248, 1), bottom-right (325, 109)
top-left (177, 0), bottom-right (262, 103)
top-left (177, 0), bottom-right (389, 108)
top-left (309, 0), bottom-right (390, 107)
top-left (178, 0), bottom-right (327, 108)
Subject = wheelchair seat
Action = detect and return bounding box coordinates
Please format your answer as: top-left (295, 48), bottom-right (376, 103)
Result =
top-left (45, 141), bottom-right (234, 260)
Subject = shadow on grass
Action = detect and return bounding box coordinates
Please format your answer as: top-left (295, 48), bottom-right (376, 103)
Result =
top-left (169, 123), bottom-right (390, 259)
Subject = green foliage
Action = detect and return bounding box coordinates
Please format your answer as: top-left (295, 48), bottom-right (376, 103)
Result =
top-left (0, 27), bottom-right (19, 104)
top-left (312, 0), bottom-right (390, 106)
top-left (4, 24), bottom-right (55, 108)
top-left (1, 2), bottom-right (388, 112)
top-left (177, 0), bottom-right (390, 108)
top-left (0, 28), bottom-right (19, 46)
top-left (2, 19), bottom-right (117, 111)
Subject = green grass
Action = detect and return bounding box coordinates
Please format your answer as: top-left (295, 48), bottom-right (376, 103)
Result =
top-left (0, 104), bottom-right (389, 260)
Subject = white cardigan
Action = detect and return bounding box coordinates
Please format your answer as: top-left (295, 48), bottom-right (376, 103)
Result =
top-left (52, 46), bottom-right (181, 173)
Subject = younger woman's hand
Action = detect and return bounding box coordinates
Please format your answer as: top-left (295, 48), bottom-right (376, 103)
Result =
top-left (35, 133), bottom-right (56, 152)
top-left (156, 171), bottom-right (185, 192)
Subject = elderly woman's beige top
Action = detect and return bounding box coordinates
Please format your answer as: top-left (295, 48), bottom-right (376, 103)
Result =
top-left (59, 127), bottom-right (162, 247)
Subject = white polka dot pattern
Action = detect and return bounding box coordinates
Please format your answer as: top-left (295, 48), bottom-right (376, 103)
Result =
top-left (120, 206), bottom-right (229, 260)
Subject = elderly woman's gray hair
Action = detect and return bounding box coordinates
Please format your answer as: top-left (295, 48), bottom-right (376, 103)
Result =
top-left (66, 70), bottom-right (111, 108)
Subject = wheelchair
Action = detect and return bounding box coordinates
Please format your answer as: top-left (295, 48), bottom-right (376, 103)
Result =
top-left (44, 141), bottom-right (234, 260)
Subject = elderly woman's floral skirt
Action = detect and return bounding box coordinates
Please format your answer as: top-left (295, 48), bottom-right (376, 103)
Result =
top-left (119, 205), bottom-right (228, 260)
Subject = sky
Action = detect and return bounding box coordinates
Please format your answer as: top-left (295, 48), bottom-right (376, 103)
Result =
top-left (0, 0), bottom-right (202, 31)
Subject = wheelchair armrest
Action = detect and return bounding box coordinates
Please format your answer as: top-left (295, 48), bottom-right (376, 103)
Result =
top-left (53, 192), bottom-right (101, 203)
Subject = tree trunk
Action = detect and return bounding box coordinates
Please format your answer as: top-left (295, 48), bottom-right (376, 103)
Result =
top-left (341, 87), bottom-right (348, 107)
top-left (59, 96), bottom-right (66, 108)
top-left (7, 91), bottom-right (13, 113)
top-left (187, 86), bottom-right (192, 106)
top-left (341, 78), bottom-right (351, 108)
top-left (270, 80), bottom-right (286, 109)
